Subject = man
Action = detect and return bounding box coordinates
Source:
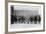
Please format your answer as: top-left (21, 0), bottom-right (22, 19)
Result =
top-left (29, 16), bottom-right (33, 24)
top-left (37, 15), bottom-right (41, 24)
top-left (34, 16), bottom-right (37, 24)
top-left (18, 16), bottom-right (25, 24)
top-left (11, 15), bottom-right (17, 24)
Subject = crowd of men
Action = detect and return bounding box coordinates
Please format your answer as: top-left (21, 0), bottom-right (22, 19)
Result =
top-left (11, 15), bottom-right (41, 24)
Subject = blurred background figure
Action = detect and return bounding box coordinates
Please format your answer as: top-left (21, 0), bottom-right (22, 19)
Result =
top-left (37, 15), bottom-right (41, 24)
top-left (18, 16), bottom-right (26, 24)
top-left (11, 6), bottom-right (17, 24)
top-left (34, 16), bottom-right (37, 24)
top-left (11, 15), bottom-right (17, 24)
top-left (29, 16), bottom-right (33, 24)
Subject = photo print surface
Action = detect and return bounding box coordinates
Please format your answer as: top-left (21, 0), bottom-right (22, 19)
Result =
top-left (11, 5), bottom-right (41, 24)
top-left (8, 2), bottom-right (44, 32)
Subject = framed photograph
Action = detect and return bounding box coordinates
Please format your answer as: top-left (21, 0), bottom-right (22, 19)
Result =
top-left (8, 1), bottom-right (45, 33)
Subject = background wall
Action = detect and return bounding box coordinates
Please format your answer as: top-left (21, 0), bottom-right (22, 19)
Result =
top-left (0, 0), bottom-right (5, 34)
